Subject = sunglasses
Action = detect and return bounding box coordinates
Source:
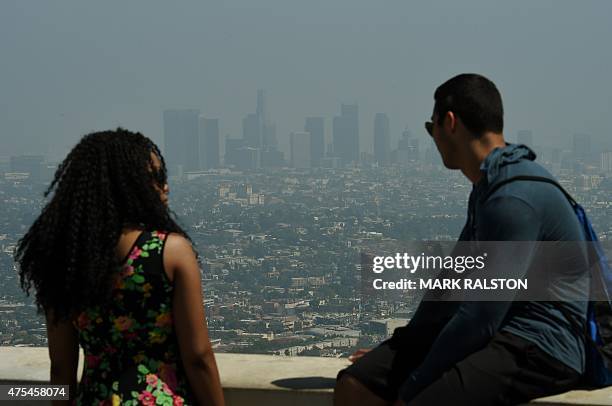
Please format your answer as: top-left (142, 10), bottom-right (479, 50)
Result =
top-left (425, 121), bottom-right (433, 137)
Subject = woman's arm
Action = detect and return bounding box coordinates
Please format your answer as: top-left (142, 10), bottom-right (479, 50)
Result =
top-left (165, 234), bottom-right (225, 406)
top-left (45, 309), bottom-right (79, 406)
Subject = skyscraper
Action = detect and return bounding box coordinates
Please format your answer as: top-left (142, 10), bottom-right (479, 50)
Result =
top-left (373, 113), bottom-right (390, 166)
top-left (225, 138), bottom-right (260, 170)
top-left (290, 132), bottom-right (311, 169)
top-left (517, 130), bottom-right (533, 147)
top-left (225, 138), bottom-right (245, 168)
top-left (332, 103), bottom-right (359, 165)
top-left (257, 89), bottom-right (278, 149)
top-left (242, 113), bottom-right (261, 148)
top-left (393, 129), bottom-right (418, 165)
top-left (199, 117), bottom-right (220, 169)
top-left (241, 89), bottom-right (282, 167)
top-left (163, 109), bottom-right (200, 176)
top-left (305, 117), bottom-right (324, 167)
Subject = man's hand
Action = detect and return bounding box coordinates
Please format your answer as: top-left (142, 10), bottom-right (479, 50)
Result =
top-left (348, 348), bottom-right (371, 363)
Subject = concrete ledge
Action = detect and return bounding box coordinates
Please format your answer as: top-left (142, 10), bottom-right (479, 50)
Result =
top-left (1, 347), bottom-right (611, 405)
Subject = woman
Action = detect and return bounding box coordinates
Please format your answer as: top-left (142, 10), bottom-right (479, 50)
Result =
top-left (15, 129), bottom-right (224, 406)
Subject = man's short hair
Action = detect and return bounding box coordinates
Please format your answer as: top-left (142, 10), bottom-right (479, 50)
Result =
top-left (434, 73), bottom-right (504, 137)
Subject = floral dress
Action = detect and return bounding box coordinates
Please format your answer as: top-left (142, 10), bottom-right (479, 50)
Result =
top-left (72, 230), bottom-right (195, 405)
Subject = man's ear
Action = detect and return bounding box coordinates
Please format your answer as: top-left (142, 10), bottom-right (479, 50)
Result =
top-left (444, 111), bottom-right (457, 134)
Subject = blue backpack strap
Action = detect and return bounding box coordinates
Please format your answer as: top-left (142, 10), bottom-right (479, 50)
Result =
top-left (481, 175), bottom-right (577, 206)
top-left (482, 174), bottom-right (612, 386)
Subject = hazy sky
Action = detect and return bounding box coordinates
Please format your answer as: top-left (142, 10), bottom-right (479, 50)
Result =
top-left (1, 0), bottom-right (611, 161)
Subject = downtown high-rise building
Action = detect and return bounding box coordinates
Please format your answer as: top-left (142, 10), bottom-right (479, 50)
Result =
top-left (304, 117), bottom-right (324, 167)
top-left (243, 113), bottom-right (261, 148)
top-left (373, 113), bottom-right (390, 166)
top-left (257, 89), bottom-right (278, 150)
top-left (394, 129), bottom-right (419, 165)
top-left (199, 117), bottom-right (220, 169)
top-left (332, 103), bottom-right (359, 165)
top-left (290, 132), bottom-right (311, 169)
top-left (240, 89), bottom-right (282, 168)
top-left (163, 109), bottom-right (200, 176)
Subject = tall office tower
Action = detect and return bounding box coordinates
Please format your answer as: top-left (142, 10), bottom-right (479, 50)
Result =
top-left (517, 130), bottom-right (533, 147)
top-left (163, 109), bottom-right (200, 176)
top-left (373, 113), bottom-right (390, 166)
top-left (261, 149), bottom-right (285, 167)
top-left (241, 89), bottom-right (279, 167)
top-left (332, 103), bottom-right (359, 165)
top-left (290, 132), bottom-right (311, 169)
top-left (10, 155), bottom-right (44, 181)
top-left (225, 138), bottom-right (245, 168)
top-left (199, 117), bottom-right (220, 169)
top-left (257, 89), bottom-right (278, 149)
top-left (243, 113), bottom-right (262, 148)
top-left (237, 147), bottom-right (260, 170)
top-left (394, 129), bottom-right (418, 165)
top-left (256, 88), bottom-right (267, 119)
top-left (225, 137), bottom-right (260, 171)
top-left (305, 117), bottom-right (325, 167)
top-left (572, 133), bottom-right (592, 162)
top-left (601, 151), bottom-right (612, 173)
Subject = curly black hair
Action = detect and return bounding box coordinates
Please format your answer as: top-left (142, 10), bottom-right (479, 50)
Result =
top-left (15, 128), bottom-right (193, 325)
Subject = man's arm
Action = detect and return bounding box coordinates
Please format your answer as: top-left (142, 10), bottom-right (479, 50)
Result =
top-left (399, 196), bottom-right (541, 402)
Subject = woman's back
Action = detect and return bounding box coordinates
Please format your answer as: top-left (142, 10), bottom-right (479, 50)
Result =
top-left (72, 229), bottom-right (194, 405)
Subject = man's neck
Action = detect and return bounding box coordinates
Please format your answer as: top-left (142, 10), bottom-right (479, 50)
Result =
top-left (460, 133), bottom-right (506, 184)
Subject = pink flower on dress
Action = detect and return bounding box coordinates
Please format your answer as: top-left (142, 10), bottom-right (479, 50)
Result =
top-left (138, 391), bottom-right (156, 406)
top-left (113, 316), bottom-right (133, 332)
top-left (145, 373), bottom-right (159, 387)
top-left (173, 396), bottom-right (184, 406)
top-left (128, 247), bottom-right (143, 261)
top-left (162, 382), bottom-right (174, 395)
top-left (121, 265), bottom-right (135, 277)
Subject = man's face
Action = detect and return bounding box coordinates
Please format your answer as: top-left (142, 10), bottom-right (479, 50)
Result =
top-left (428, 110), bottom-right (460, 170)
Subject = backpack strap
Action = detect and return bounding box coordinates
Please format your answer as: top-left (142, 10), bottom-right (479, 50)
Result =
top-left (481, 175), bottom-right (588, 341)
top-left (481, 175), bottom-right (577, 207)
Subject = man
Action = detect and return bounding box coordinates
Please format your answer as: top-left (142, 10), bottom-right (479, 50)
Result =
top-left (334, 73), bottom-right (589, 405)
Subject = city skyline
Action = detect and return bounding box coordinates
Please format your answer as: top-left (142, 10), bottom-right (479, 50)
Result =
top-left (2, 1), bottom-right (612, 160)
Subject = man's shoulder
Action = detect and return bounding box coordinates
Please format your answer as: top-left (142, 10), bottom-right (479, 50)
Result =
top-left (484, 160), bottom-right (563, 206)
